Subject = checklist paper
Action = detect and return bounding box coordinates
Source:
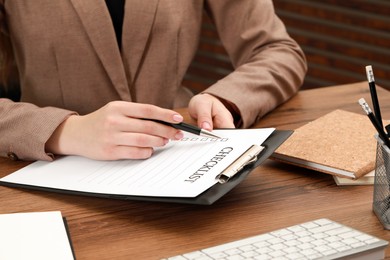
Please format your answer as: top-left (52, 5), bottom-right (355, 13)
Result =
top-left (0, 129), bottom-right (274, 198)
top-left (0, 211), bottom-right (74, 260)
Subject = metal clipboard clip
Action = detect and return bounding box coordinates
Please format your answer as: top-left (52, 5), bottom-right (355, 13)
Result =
top-left (216, 145), bottom-right (265, 184)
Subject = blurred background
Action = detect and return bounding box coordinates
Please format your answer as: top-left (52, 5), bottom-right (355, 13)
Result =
top-left (183, 0), bottom-right (390, 92)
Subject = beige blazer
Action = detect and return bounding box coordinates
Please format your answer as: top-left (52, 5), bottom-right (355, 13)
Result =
top-left (0, 0), bottom-right (306, 161)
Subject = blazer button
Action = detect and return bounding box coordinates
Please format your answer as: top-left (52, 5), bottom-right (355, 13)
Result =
top-left (7, 152), bottom-right (19, 161)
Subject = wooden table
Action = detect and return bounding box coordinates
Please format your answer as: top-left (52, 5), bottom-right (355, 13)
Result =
top-left (1, 82), bottom-right (390, 259)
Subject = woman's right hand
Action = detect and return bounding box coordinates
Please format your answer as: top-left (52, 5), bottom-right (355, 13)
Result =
top-left (45, 101), bottom-right (185, 160)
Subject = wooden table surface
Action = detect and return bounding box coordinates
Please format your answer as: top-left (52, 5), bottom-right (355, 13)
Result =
top-left (1, 82), bottom-right (390, 259)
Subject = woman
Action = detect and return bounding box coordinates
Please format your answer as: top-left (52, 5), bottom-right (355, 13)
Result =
top-left (0, 0), bottom-right (307, 161)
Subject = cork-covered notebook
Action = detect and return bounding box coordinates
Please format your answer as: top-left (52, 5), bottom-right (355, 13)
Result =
top-left (271, 109), bottom-right (378, 179)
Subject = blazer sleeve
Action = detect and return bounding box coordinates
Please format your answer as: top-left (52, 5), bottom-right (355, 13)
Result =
top-left (0, 98), bottom-right (76, 161)
top-left (204, 0), bottom-right (307, 128)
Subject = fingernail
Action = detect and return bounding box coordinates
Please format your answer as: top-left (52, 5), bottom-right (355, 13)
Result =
top-left (202, 122), bottom-right (212, 131)
top-left (173, 114), bottom-right (183, 122)
top-left (174, 131), bottom-right (184, 140)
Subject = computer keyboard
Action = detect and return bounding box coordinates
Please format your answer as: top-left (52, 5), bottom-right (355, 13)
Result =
top-left (164, 218), bottom-right (388, 260)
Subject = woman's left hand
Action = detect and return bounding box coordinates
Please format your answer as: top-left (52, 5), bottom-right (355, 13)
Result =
top-left (188, 93), bottom-right (235, 130)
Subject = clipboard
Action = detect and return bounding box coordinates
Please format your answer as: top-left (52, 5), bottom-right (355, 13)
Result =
top-left (0, 130), bottom-right (292, 205)
top-left (138, 129), bottom-right (293, 205)
top-left (1, 130), bottom-right (292, 205)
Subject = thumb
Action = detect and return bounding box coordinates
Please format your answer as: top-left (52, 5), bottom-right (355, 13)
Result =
top-left (195, 106), bottom-right (213, 131)
top-left (188, 95), bottom-right (214, 131)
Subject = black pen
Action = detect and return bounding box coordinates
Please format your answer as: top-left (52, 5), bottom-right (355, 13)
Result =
top-left (366, 65), bottom-right (383, 129)
top-left (359, 98), bottom-right (390, 148)
top-left (146, 119), bottom-right (222, 139)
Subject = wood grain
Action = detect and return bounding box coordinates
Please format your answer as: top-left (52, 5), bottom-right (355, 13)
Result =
top-left (1, 82), bottom-right (390, 259)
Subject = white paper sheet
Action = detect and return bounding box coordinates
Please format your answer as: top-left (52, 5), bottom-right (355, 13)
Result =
top-left (1, 129), bottom-right (274, 198)
top-left (0, 211), bottom-right (74, 260)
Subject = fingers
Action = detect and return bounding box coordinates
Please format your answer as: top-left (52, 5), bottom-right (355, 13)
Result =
top-left (96, 103), bottom-right (185, 160)
top-left (113, 132), bottom-right (169, 148)
top-left (112, 101), bottom-right (183, 124)
top-left (51, 101), bottom-right (188, 161)
top-left (102, 146), bottom-right (155, 160)
top-left (212, 108), bottom-right (235, 129)
top-left (82, 131), bottom-right (168, 160)
top-left (188, 94), bottom-right (214, 130)
top-left (101, 101), bottom-right (185, 140)
top-left (52, 99), bottom-right (235, 161)
top-left (107, 115), bottom-right (184, 141)
top-left (188, 94), bottom-right (235, 130)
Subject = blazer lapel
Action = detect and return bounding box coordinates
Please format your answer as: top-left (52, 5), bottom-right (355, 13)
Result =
top-left (121, 0), bottom-right (159, 88)
top-left (69, 0), bottom-right (130, 100)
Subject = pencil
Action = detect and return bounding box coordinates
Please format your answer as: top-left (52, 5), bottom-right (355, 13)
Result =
top-left (358, 98), bottom-right (390, 148)
top-left (366, 65), bottom-right (383, 129)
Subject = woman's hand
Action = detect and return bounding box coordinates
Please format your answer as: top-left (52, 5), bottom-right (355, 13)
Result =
top-left (188, 93), bottom-right (235, 130)
top-left (45, 101), bottom-right (185, 160)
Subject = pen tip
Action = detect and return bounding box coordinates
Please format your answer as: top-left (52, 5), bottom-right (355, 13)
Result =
top-left (358, 98), bottom-right (366, 105)
top-left (201, 129), bottom-right (222, 139)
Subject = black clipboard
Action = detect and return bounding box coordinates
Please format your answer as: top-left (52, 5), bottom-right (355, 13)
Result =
top-left (0, 130), bottom-right (292, 205)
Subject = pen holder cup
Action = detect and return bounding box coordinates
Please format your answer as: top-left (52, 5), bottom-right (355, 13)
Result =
top-left (373, 136), bottom-right (390, 230)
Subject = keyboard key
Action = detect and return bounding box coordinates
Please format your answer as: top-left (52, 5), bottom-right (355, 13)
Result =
top-left (183, 251), bottom-right (208, 259)
top-left (240, 251), bottom-right (258, 258)
top-left (163, 219), bottom-right (388, 260)
top-left (224, 248), bottom-right (243, 256)
top-left (282, 246), bottom-right (300, 254)
top-left (208, 252), bottom-right (227, 258)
